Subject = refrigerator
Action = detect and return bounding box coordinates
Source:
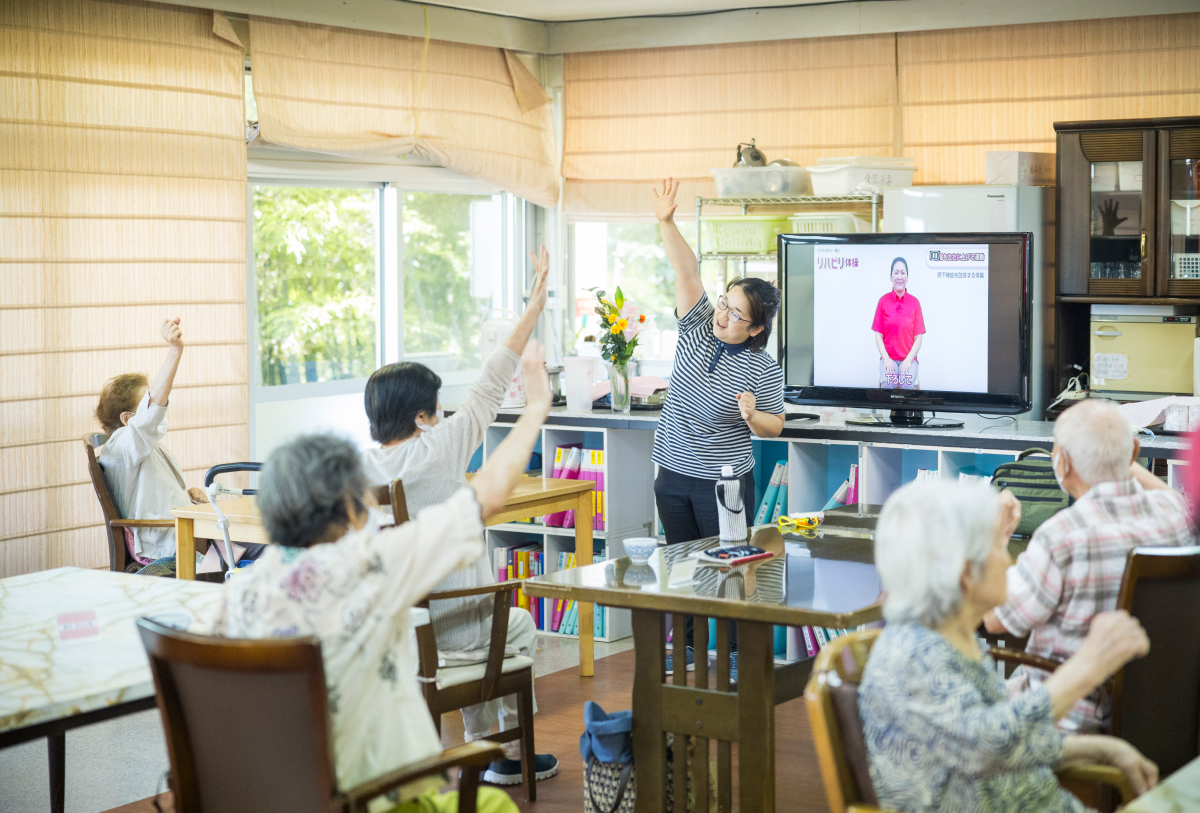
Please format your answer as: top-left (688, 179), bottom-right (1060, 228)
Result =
top-left (882, 185), bottom-right (1056, 419)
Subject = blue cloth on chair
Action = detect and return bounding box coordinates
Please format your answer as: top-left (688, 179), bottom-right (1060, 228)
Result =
top-left (579, 701), bottom-right (634, 764)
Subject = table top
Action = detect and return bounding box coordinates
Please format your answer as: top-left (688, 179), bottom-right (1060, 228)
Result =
top-left (1124, 754), bottom-right (1200, 812)
top-left (524, 513), bottom-right (885, 628)
top-left (0, 568), bottom-right (221, 734)
top-left (172, 477), bottom-right (593, 525)
top-left (171, 495), bottom-right (259, 522)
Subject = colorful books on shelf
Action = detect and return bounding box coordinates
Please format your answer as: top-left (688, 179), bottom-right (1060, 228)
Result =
top-left (958, 471), bottom-right (993, 486)
top-left (915, 468), bottom-right (939, 484)
top-left (578, 449), bottom-right (606, 531)
top-left (846, 463), bottom-right (860, 505)
top-left (544, 445), bottom-right (581, 527)
top-left (821, 478), bottom-right (851, 511)
top-left (755, 461), bottom-right (787, 525)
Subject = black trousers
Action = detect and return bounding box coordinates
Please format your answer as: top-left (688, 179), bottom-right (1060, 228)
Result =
top-left (654, 466), bottom-right (756, 651)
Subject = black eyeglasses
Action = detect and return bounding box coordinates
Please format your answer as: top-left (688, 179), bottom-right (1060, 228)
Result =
top-left (716, 295), bottom-right (745, 324)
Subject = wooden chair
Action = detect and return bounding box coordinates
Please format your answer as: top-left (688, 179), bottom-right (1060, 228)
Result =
top-left (416, 580), bottom-right (538, 801)
top-left (83, 433), bottom-right (173, 573)
top-left (1111, 545), bottom-right (1200, 776)
top-left (136, 617), bottom-right (502, 813)
top-left (370, 478), bottom-right (411, 525)
top-left (988, 545), bottom-right (1200, 777)
top-left (804, 629), bottom-right (1136, 813)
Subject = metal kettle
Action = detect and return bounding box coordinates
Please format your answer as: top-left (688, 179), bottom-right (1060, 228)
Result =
top-left (735, 138), bottom-right (767, 167)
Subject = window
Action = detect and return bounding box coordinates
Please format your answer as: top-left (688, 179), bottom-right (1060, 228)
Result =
top-left (250, 182), bottom-right (520, 391)
top-left (252, 185), bottom-right (381, 386)
top-left (570, 222), bottom-right (776, 363)
top-left (403, 192), bottom-right (501, 373)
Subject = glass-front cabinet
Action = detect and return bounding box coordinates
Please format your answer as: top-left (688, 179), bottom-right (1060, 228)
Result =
top-left (1163, 129), bottom-right (1200, 296)
top-left (1056, 117), bottom-right (1200, 298)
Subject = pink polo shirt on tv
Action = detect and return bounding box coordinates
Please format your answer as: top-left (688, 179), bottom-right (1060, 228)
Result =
top-left (871, 290), bottom-right (925, 361)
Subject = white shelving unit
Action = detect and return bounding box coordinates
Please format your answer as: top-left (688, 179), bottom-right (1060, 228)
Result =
top-left (481, 421), bottom-right (655, 643)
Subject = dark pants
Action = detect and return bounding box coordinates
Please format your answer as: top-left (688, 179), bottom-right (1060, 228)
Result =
top-left (654, 466), bottom-right (756, 651)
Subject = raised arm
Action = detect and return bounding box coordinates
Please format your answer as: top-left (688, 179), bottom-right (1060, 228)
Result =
top-left (1043, 610), bottom-right (1149, 721)
top-left (654, 178), bottom-right (704, 316)
top-left (501, 245), bottom-right (549, 355)
top-left (148, 318), bottom-right (184, 407)
top-left (471, 340), bottom-right (553, 521)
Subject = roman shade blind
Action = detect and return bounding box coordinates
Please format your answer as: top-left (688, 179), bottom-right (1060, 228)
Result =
top-left (899, 13), bottom-right (1200, 185)
top-left (0, 0), bottom-right (248, 576)
top-left (248, 16), bottom-right (560, 208)
top-left (562, 35), bottom-right (899, 220)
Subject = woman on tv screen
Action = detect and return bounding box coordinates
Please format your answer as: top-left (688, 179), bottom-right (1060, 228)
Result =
top-left (872, 257), bottom-right (926, 390)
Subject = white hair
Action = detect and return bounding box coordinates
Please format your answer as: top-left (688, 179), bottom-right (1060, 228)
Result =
top-left (1054, 399), bottom-right (1134, 484)
top-left (875, 481), bottom-right (1000, 628)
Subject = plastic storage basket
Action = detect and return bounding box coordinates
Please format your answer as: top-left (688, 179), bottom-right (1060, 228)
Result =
top-left (807, 163), bottom-right (916, 195)
top-left (1174, 254), bottom-right (1200, 279)
top-left (703, 216), bottom-right (791, 253)
top-left (710, 166), bottom-right (811, 198)
top-left (787, 212), bottom-right (871, 234)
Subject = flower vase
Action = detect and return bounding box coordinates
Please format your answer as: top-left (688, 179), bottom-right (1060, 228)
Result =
top-left (608, 361), bottom-right (632, 414)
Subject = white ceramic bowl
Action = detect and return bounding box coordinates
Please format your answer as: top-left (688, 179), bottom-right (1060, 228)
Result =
top-left (623, 537), bottom-right (659, 564)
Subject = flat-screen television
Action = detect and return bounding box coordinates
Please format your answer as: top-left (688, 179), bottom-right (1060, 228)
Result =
top-left (778, 232), bottom-right (1032, 427)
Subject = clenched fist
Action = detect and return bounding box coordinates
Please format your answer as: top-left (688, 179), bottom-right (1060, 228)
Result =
top-left (160, 317), bottom-right (183, 349)
top-left (736, 391), bottom-right (756, 423)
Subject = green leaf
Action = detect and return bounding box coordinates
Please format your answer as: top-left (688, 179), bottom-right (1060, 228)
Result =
top-left (614, 286), bottom-right (625, 309)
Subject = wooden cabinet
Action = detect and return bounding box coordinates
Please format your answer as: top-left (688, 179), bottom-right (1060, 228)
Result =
top-left (1056, 116), bottom-right (1200, 299)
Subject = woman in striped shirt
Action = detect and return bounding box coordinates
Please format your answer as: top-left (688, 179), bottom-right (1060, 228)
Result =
top-left (652, 178), bottom-right (786, 674)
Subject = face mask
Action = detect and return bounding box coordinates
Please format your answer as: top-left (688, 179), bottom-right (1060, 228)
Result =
top-left (1052, 450), bottom-right (1067, 489)
top-left (416, 408), bottom-right (444, 431)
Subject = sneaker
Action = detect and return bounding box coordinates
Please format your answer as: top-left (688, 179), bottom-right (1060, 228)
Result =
top-left (665, 645), bottom-right (695, 673)
top-left (482, 754), bottom-right (560, 785)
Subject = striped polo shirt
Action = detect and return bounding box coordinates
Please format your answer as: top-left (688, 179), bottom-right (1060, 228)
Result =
top-left (653, 294), bottom-right (785, 480)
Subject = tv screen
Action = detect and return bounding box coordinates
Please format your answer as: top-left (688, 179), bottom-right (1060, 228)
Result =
top-left (779, 232), bottom-right (1032, 422)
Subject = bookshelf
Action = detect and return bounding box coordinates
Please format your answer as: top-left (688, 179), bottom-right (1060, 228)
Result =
top-left (481, 421), bottom-right (655, 643)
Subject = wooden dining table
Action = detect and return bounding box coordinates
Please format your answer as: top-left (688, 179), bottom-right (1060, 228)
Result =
top-left (523, 515), bottom-right (886, 813)
top-left (171, 476), bottom-right (600, 675)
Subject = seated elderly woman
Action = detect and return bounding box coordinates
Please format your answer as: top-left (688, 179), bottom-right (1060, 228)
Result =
top-left (859, 482), bottom-right (1158, 813)
top-left (204, 344), bottom-right (553, 813)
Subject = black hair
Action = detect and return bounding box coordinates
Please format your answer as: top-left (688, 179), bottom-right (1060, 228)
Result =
top-left (364, 362), bottom-right (442, 444)
top-left (890, 256), bottom-right (909, 276)
top-left (258, 434), bottom-right (368, 548)
top-left (725, 277), bottom-right (781, 352)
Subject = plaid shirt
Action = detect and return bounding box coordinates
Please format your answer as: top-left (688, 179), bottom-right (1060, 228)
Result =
top-left (994, 478), bottom-right (1195, 733)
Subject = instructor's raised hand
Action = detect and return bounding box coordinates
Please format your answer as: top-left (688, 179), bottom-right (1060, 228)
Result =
top-left (653, 177), bottom-right (680, 223)
top-left (527, 245), bottom-right (550, 314)
top-left (160, 317), bottom-right (183, 349)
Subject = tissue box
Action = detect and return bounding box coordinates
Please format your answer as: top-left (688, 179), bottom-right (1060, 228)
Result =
top-left (986, 151), bottom-right (1055, 186)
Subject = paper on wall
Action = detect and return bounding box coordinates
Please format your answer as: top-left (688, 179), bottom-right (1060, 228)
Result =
top-left (1092, 353), bottom-right (1128, 381)
top-left (1119, 395), bottom-right (1200, 429)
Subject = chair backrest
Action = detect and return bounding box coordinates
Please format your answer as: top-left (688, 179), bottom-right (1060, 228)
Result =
top-left (82, 433), bottom-right (123, 571)
top-left (804, 629), bottom-right (881, 813)
top-left (137, 618), bottom-right (339, 813)
top-left (390, 478), bottom-right (410, 524)
top-left (1112, 545), bottom-right (1200, 775)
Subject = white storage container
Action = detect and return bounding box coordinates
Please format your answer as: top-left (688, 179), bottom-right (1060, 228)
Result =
top-left (806, 163), bottom-right (916, 195)
top-left (1118, 161), bottom-right (1143, 191)
top-left (1091, 163), bottom-right (1118, 192)
top-left (710, 166), bottom-right (811, 198)
top-left (787, 212), bottom-right (871, 234)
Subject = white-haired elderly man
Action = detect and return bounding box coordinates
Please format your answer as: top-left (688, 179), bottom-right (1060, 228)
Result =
top-left (984, 399), bottom-right (1196, 733)
top-left (861, 482), bottom-right (1156, 813)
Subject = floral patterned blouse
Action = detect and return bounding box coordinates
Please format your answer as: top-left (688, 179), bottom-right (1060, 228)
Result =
top-left (859, 622), bottom-right (1089, 813)
top-left (202, 488), bottom-right (484, 793)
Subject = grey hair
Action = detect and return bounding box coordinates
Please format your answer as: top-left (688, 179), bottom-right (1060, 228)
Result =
top-left (1054, 399), bottom-right (1134, 485)
top-left (257, 434), bottom-right (368, 548)
top-left (875, 481), bottom-right (1000, 628)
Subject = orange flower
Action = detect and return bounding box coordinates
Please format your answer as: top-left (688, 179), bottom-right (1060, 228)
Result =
top-left (638, 314), bottom-right (646, 323)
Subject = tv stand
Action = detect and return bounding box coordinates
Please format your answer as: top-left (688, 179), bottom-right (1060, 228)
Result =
top-left (844, 409), bottom-right (965, 429)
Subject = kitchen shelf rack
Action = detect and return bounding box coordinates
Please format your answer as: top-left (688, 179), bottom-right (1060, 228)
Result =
top-left (695, 193), bottom-right (880, 274)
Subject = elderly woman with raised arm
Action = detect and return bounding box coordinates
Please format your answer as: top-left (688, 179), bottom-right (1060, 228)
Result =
top-left (859, 481), bottom-right (1158, 813)
top-left (202, 343), bottom-right (554, 813)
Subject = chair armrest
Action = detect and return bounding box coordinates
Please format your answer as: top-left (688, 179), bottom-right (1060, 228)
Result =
top-left (342, 741), bottom-right (504, 812)
top-left (110, 519), bottom-right (177, 528)
top-left (1057, 763), bottom-right (1136, 805)
top-left (423, 580), bottom-right (522, 602)
top-left (987, 647), bottom-right (1064, 674)
top-left (847, 806), bottom-right (896, 813)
